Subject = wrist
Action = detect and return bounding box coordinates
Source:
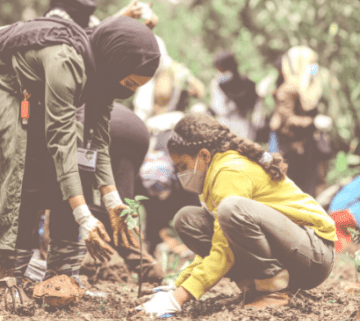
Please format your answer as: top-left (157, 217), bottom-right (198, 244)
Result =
top-left (173, 287), bottom-right (192, 307)
top-left (99, 185), bottom-right (117, 196)
top-left (73, 204), bottom-right (92, 225)
top-left (69, 195), bottom-right (86, 211)
top-left (102, 190), bottom-right (123, 210)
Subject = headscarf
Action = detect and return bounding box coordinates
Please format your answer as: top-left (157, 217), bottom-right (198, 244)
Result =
top-left (214, 51), bottom-right (238, 73)
top-left (85, 16), bottom-right (160, 140)
top-left (45, 0), bottom-right (98, 28)
top-left (214, 50), bottom-right (257, 115)
top-left (282, 46), bottom-right (318, 79)
top-left (282, 46), bottom-right (322, 111)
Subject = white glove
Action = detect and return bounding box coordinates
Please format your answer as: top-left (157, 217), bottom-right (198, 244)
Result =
top-left (73, 204), bottom-right (99, 240)
top-left (152, 283), bottom-right (177, 293)
top-left (102, 190), bottom-right (123, 211)
top-left (136, 291), bottom-right (181, 319)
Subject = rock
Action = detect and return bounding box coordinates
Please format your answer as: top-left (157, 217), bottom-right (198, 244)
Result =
top-left (344, 283), bottom-right (360, 295)
top-left (33, 275), bottom-right (86, 307)
top-left (83, 314), bottom-right (93, 321)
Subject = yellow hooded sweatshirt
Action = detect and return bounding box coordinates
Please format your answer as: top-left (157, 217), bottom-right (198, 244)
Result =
top-left (174, 150), bottom-right (337, 300)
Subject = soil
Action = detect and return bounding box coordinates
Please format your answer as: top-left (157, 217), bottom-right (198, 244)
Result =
top-left (0, 243), bottom-right (359, 321)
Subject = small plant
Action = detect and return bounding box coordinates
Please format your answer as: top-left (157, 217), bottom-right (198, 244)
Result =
top-left (42, 298), bottom-right (50, 309)
top-left (121, 195), bottom-right (149, 298)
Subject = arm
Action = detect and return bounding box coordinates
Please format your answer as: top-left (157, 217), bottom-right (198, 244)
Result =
top-left (41, 45), bottom-right (87, 202)
top-left (175, 169), bottom-right (253, 302)
top-left (271, 83), bottom-right (313, 132)
top-left (210, 78), bottom-right (230, 116)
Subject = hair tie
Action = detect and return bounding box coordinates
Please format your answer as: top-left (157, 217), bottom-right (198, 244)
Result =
top-left (259, 152), bottom-right (273, 164)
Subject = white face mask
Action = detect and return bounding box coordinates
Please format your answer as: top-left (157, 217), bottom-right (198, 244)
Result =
top-left (177, 155), bottom-right (207, 195)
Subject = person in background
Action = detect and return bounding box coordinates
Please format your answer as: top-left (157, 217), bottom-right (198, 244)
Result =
top-left (136, 113), bottom-right (336, 318)
top-left (210, 51), bottom-right (265, 141)
top-left (44, 0), bottom-right (145, 29)
top-left (133, 11), bottom-right (205, 122)
top-left (136, 124), bottom-right (201, 255)
top-left (270, 46), bottom-right (328, 197)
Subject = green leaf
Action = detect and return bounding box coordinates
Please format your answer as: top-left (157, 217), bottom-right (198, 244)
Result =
top-left (135, 195), bottom-right (149, 202)
top-left (170, 254), bottom-right (179, 272)
top-left (120, 208), bottom-right (133, 217)
top-left (126, 216), bottom-right (138, 230)
top-left (124, 198), bottom-right (136, 206)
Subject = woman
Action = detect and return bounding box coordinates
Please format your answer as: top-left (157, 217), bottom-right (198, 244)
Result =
top-left (137, 113), bottom-right (336, 317)
top-left (0, 15), bottom-right (160, 295)
top-left (270, 46), bottom-right (324, 197)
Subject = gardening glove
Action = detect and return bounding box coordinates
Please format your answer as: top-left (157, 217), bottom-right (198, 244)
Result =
top-left (103, 191), bottom-right (141, 248)
top-left (152, 283), bottom-right (177, 293)
top-left (136, 291), bottom-right (181, 319)
top-left (73, 205), bottom-right (114, 262)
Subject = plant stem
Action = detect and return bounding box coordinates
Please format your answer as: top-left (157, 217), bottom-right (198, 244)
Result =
top-left (137, 213), bottom-right (143, 298)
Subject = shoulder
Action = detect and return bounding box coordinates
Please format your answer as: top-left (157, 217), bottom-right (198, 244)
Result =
top-left (38, 44), bottom-right (85, 70)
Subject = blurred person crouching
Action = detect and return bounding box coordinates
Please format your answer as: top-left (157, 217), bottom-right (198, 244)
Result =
top-left (135, 111), bottom-right (201, 255)
top-left (132, 9), bottom-right (205, 122)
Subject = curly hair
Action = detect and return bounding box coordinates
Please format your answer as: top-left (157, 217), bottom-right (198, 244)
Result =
top-left (167, 114), bottom-right (288, 181)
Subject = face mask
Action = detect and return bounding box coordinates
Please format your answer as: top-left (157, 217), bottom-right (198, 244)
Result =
top-left (113, 84), bottom-right (135, 99)
top-left (177, 155), bottom-right (207, 195)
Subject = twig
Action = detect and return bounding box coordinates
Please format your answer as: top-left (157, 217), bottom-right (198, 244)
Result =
top-left (290, 288), bottom-right (301, 305)
top-left (137, 214), bottom-right (143, 298)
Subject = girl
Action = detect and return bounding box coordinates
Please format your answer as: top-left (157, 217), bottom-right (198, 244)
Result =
top-left (137, 113), bottom-right (336, 317)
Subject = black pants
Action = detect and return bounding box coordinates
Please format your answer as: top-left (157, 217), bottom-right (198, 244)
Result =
top-left (281, 136), bottom-right (321, 198)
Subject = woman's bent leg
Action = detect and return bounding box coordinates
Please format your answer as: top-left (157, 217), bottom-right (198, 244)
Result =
top-left (173, 206), bottom-right (214, 258)
top-left (217, 196), bottom-right (335, 290)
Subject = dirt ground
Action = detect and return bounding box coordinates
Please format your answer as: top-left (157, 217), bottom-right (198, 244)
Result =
top-left (0, 243), bottom-right (360, 321)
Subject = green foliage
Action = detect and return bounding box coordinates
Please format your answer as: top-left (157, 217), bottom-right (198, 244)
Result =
top-left (0, 0), bottom-right (358, 181)
top-left (123, 196), bottom-right (149, 229)
top-left (162, 258), bottom-right (193, 285)
top-left (326, 150), bottom-right (360, 185)
top-left (121, 195), bottom-right (149, 298)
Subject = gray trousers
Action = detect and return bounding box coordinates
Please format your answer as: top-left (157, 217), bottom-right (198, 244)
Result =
top-left (174, 196), bottom-right (335, 290)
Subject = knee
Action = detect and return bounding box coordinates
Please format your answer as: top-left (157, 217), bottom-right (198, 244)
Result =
top-left (217, 196), bottom-right (253, 228)
top-left (173, 206), bottom-right (196, 234)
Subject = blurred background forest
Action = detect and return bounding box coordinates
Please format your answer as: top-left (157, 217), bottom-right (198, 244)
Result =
top-left (0, 0), bottom-right (359, 183)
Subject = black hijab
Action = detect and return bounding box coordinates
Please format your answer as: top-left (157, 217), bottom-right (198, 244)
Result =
top-left (84, 16), bottom-right (160, 141)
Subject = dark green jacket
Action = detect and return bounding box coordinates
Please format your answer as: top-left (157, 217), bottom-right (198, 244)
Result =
top-left (0, 44), bottom-right (115, 250)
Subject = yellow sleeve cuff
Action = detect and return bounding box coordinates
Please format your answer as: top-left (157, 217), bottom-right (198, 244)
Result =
top-left (182, 275), bottom-right (208, 300)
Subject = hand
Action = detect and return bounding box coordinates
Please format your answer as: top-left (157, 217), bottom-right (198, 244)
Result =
top-left (73, 205), bottom-right (114, 262)
top-left (136, 291), bottom-right (181, 318)
top-left (152, 283), bottom-right (177, 293)
top-left (118, 0), bottom-right (142, 19)
top-left (145, 11), bottom-right (159, 30)
top-left (108, 204), bottom-right (141, 248)
top-left (188, 77), bottom-right (205, 98)
top-left (103, 191), bottom-right (142, 248)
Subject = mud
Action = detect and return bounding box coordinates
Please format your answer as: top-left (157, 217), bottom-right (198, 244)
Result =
top-left (0, 244), bottom-right (359, 321)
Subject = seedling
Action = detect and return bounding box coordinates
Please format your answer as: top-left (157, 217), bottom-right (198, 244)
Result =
top-left (121, 195), bottom-right (149, 298)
